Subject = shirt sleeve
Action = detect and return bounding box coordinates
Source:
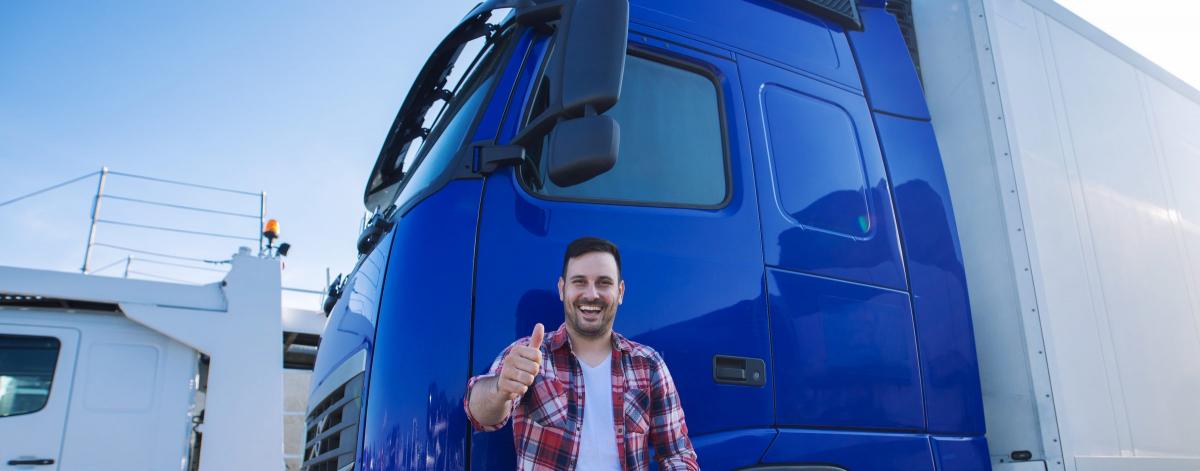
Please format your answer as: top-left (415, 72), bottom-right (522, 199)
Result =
top-left (648, 351), bottom-right (700, 470)
top-left (463, 340), bottom-right (523, 432)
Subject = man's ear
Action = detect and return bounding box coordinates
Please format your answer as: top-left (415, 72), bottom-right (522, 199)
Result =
top-left (618, 279), bottom-right (625, 305)
top-left (557, 277), bottom-right (565, 301)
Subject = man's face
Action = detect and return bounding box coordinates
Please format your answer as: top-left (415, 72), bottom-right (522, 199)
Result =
top-left (558, 251), bottom-right (625, 339)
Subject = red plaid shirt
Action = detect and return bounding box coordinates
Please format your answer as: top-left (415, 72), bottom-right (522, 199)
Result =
top-left (465, 323), bottom-right (699, 470)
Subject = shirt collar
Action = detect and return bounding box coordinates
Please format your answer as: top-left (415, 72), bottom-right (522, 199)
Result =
top-left (546, 322), bottom-right (634, 354)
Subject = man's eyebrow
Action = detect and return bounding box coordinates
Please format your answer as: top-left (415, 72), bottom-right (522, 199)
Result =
top-left (568, 274), bottom-right (616, 282)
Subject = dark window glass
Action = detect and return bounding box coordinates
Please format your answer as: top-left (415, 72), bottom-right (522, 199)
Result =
top-left (525, 54), bottom-right (727, 206)
top-left (0, 335), bottom-right (61, 417)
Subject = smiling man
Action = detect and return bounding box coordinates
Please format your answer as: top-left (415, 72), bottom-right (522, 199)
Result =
top-left (465, 236), bottom-right (699, 470)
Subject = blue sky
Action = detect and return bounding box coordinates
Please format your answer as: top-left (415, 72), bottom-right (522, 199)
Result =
top-left (1, 0), bottom-right (476, 306)
top-left (1, 1), bottom-right (1195, 308)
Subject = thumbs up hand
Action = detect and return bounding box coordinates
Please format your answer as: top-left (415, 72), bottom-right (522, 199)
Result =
top-left (497, 323), bottom-right (545, 402)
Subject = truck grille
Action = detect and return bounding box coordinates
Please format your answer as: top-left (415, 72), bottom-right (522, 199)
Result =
top-left (302, 372), bottom-right (363, 471)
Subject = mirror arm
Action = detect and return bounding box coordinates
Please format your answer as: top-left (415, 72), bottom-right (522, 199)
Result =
top-left (463, 140), bottom-right (528, 175)
top-left (356, 212), bottom-right (395, 256)
top-left (509, 106), bottom-right (562, 147)
top-left (514, 0), bottom-right (568, 25)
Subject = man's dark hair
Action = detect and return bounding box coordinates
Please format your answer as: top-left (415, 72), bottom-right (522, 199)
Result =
top-left (561, 236), bottom-right (621, 279)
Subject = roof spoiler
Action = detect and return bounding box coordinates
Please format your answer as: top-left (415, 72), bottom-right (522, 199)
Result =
top-left (778, 0), bottom-right (864, 30)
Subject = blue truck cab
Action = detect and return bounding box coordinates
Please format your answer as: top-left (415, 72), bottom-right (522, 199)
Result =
top-left (304, 0), bottom-right (989, 469)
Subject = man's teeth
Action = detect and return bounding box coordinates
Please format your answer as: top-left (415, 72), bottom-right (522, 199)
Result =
top-left (579, 305), bottom-right (602, 313)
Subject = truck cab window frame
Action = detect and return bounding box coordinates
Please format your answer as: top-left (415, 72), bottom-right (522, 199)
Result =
top-left (517, 46), bottom-right (733, 210)
top-left (386, 25), bottom-right (519, 215)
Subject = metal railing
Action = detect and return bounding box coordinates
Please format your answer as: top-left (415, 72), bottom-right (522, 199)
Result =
top-left (79, 167), bottom-right (266, 274)
top-left (4, 167), bottom-right (330, 309)
top-left (1, 167), bottom-right (264, 282)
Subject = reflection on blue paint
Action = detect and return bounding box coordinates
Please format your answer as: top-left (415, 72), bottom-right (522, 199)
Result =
top-left (359, 181), bottom-right (482, 471)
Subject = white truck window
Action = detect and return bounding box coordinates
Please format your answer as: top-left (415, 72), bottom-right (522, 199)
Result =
top-left (0, 334), bottom-right (61, 417)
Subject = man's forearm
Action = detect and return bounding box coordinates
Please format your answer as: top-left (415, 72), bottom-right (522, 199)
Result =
top-left (467, 375), bottom-right (513, 427)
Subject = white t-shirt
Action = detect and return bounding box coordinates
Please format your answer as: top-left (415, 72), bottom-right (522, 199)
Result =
top-left (576, 355), bottom-right (622, 471)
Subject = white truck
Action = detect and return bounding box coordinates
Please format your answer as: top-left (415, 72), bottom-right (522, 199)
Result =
top-left (917, 0), bottom-right (1200, 469)
top-left (0, 250), bottom-right (323, 470)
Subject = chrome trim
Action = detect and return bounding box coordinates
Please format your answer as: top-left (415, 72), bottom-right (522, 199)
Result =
top-left (307, 349), bottom-right (367, 415)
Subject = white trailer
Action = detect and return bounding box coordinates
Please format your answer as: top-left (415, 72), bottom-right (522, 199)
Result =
top-left (916, 1), bottom-right (1200, 470)
top-left (0, 250), bottom-right (323, 471)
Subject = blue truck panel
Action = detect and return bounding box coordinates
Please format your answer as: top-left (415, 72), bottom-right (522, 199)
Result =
top-left (739, 54), bottom-right (908, 291)
top-left (846, 6), bottom-right (931, 120)
top-left (933, 436), bottom-right (992, 470)
top-left (688, 430), bottom-right (776, 470)
top-left (762, 429), bottom-right (935, 470)
top-left (767, 268), bottom-right (925, 431)
top-left (874, 113), bottom-right (986, 436)
top-left (358, 180), bottom-right (482, 471)
top-left (628, 0), bottom-right (861, 91)
top-left (309, 230), bottom-right (391, 395)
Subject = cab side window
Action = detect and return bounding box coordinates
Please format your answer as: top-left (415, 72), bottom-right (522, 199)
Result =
top-left (522, 53), bottom-right (728, 207)
top-left (0, 335), bottom-right (61, 417)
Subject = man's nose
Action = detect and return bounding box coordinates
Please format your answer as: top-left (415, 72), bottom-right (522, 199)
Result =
top-left (585, 283), bottom-right (600, 299)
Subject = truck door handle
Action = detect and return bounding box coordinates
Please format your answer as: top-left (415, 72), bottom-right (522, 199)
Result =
top-left (7, 458), bottom-right (55, 466)
top-left (713, 355), bottom-right (766, 386)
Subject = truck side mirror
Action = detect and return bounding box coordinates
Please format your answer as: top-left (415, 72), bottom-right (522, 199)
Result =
top-left (546, 115), bottom-right (618, 187)
top-left (519, 0), bottom-right (628, 122)
top-left (513, 0), bottom-right (630, 185)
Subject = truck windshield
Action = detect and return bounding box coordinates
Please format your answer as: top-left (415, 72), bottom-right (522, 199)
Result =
top-left (387, 28), bottom-right (508, 212)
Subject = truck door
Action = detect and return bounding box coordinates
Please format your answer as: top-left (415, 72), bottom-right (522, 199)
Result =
top-left (0, 325), bottom-right (80, 471)
top-left (470, 29), bottom-right (775, 469)
top-left (738, 55), bottom-right (932, 469)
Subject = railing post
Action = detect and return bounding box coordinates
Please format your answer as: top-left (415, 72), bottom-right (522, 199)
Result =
top-left (124, 256), bottom-right (132, 278)
top-left (81, 167), bottom-right (109, 273)
top-left (324, 267), bottom-right (332, 311)
top-left (259, 192), bottom-right (266, 256)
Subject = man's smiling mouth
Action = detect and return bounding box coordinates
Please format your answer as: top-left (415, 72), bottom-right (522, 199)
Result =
top-left (578, 304), bottom-right (604, 318)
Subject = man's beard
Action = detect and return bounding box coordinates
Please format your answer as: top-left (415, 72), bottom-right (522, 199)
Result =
top-left (564, 299), bottom-right (616, 339)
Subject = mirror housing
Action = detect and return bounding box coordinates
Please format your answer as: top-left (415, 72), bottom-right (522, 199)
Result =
top-left (547, 115), bottom-right (619, 187)
top-left (542, 0), bottom-right (628, 117)
top-left (513, 0), bottom-right (629, 145)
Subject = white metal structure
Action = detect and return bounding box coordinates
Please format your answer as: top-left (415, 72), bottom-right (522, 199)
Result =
top-left (0, 251), bottom-right (304, 471)
top-left (916, 0), bottom-right (1200, 470)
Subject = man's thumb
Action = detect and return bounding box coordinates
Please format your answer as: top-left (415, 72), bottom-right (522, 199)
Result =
top-left (529, 323), bottom-right (545, 348)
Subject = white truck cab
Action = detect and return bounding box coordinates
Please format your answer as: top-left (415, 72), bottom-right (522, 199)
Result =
top-left (0, 251), bottom-right (322, 471)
